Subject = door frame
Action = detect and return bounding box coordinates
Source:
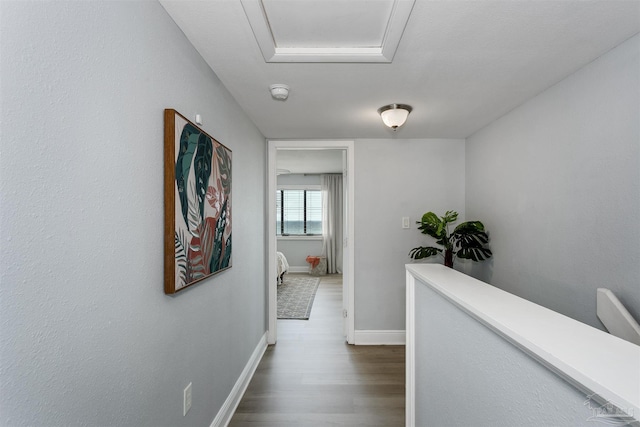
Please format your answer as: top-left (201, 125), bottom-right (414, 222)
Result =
top-left (267, 140), bottom-right (355, 345)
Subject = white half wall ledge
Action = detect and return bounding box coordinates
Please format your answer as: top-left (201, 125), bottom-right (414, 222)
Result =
top-left (405, 264), bottom-right (640, 424)
top-left (210, 332), bottom-right (267, 427)
top-left (354, 330), bottom-right (406, 345)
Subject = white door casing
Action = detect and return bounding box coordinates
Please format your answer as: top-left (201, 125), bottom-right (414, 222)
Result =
top-left (267, 140), bottom-right (355, 345)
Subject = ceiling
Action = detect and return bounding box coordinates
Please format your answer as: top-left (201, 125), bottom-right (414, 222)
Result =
top-left (160, 0), bottom-right (640, 140)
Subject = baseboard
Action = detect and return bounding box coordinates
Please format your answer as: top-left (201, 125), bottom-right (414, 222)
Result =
top-left (210, 332), bottom-right (267, 427)
top-left (354, 330), bottom-right (406, 345)
top-left (287, 266), bottom-right (308, 273)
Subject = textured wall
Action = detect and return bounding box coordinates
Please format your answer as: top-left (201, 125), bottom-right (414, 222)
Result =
top-left (414, 281), bottom-right (596, 426)
top-left (354, 139), bottom-right (465, 330)
top-left (465, 34), bottom-right (640, 329)
top-left (0, 2), bottom-right (266, 426)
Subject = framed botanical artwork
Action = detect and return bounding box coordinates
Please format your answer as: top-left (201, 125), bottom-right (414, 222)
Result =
top-left (164, 109), bottom-right (232, 294)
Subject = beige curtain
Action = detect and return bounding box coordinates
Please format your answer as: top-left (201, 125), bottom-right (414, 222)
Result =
top-left (321, 174), bottom-right (343, 274)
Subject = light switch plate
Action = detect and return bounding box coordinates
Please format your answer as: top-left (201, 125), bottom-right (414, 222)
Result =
top-left (402, 217), bottom-right (410, 229)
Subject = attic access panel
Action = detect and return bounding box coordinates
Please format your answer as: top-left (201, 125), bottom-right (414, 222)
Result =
top-left (241, 0), bottom-right (415, 63)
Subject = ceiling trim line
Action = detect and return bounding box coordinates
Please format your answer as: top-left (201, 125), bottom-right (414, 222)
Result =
top-left (240, 0), bottom-right (415, 63)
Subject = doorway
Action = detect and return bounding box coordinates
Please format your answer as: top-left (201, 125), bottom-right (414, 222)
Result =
top-left (267, 140), bottom-right (355, 345)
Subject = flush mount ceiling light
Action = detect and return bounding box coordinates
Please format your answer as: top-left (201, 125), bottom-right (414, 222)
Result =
top-left (378, 104), bottom-right (412, 130)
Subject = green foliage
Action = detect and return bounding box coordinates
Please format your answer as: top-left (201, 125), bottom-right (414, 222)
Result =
top-left (175, 123), bottom-right (201, 229)
top-left (408, 246), bottom-right (441, 260)
top-left (409, 210), bottom-right (492, 267)
top-left (193, 133), bottom-right (213, 222)
top-left (174, 230), bottom-right (188, 286)
top-left (221, 235), bottom-right (232, 269)
top-left (210, 198), bottom-right (229, 273)
top-left (216, 143), bottom-right (232, 195)
top-left (175, 123), bottom-right (214, 227)
top-left (174, 123), bottom-right (233, 287)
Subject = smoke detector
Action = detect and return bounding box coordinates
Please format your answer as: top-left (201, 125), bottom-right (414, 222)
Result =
top-left (269, 84), bottom-right (289, 100)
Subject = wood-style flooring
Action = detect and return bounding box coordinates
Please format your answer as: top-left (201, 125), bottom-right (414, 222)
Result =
top-left (229, 274), bottom-right (406, 426)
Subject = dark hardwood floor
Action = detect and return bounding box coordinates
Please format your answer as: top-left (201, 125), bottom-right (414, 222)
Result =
top-left (229, 274), bottom-right (406, 426)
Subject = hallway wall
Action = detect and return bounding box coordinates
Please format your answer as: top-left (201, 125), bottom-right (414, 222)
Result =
top-left (0, 2), bottom-right (266, 426)
top-left (465, 34), bottom-right (640, 329)
top-left (354, 138), bottom-right (466, 331)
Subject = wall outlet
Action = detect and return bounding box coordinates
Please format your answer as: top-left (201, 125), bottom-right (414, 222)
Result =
top-left (402, 217), bottom-right (410, 229)
top-left (183, 382), bottom-right (192, 416)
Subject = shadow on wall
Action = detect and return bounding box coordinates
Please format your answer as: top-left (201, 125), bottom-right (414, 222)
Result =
top-left (457, 257), bottom-right (494, 284)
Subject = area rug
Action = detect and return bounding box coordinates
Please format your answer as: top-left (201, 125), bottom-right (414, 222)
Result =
top-left (277, 275), bottom-right (321, 320)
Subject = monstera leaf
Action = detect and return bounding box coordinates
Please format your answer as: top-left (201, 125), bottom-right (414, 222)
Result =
top-left (456, 246), bottom-right (493, 262)
top-left (452, 221), bottom-right (489, 251)
top-left (175, 123), bottom-right (202, 229)
top-left (216, 143), bottom-right (232, 195)
top-left (174, 230), bottom-right (188, 286)
top-left (417, 211), bottom-right (460, 248)
top-left (221, 235), bottom-right (232, 269)
top-left (194, 133), bottom-right (213, 222)
top-left (210, 198), bottom-right (228, 273)
top-left (175, 123), bottom-right (214, 228)
top-left (416, 212), bottom-right (444, 239)
top-left (408, 246), bottom-right (441, 260)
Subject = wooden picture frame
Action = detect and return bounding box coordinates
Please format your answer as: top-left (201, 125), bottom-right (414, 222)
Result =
top-left (164, 109), bottom-right (232, 294)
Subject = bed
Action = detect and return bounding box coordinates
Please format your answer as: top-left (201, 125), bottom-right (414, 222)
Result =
top-left (276, 251), bottom-right (289, 284)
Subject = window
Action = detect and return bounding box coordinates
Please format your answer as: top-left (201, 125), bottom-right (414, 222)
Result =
top-left (276, 189), bottom-right (322, 236)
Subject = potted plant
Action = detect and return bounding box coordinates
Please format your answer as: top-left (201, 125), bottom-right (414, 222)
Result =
top-left (409, 210), bottom-right (492, 268)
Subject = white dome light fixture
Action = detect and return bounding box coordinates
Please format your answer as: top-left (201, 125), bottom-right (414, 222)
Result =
top-left (378, 104), bottom-right (412, 130)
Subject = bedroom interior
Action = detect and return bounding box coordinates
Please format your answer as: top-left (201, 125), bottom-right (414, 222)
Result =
top-left (275, 148), bottom-right (345, 323)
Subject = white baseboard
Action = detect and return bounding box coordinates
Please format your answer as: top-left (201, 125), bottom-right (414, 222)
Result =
top-left (354, 330), bottom-right (406, 345)
top-left (287, 266), bottom-right (309, 273)
top-left (210, 332), bottom-right (267, 427)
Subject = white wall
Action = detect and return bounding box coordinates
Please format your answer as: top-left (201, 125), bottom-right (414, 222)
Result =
top-left (466, 34), bottom-right (640, 329)
top-left (414, 280), bottom-right (596, 426)
top-left (277, 239), bottom-right (323, 271)
top-left (277, 173), bottom-right (321, 186)
top-left (354, 139), bottom-right (465, 330)
top-left (0, 2), bottom-right (266, 426)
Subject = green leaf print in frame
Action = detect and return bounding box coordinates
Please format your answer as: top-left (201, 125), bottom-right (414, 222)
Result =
top-left (164, 109), bottom-right (232, 294)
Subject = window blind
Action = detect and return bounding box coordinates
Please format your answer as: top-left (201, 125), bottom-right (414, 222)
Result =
top-left (276, 189), bottom-right (322, 235)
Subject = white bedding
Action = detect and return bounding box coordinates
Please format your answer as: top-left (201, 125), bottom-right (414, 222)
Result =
top-left (276, 251), bottom-right (289, 283)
